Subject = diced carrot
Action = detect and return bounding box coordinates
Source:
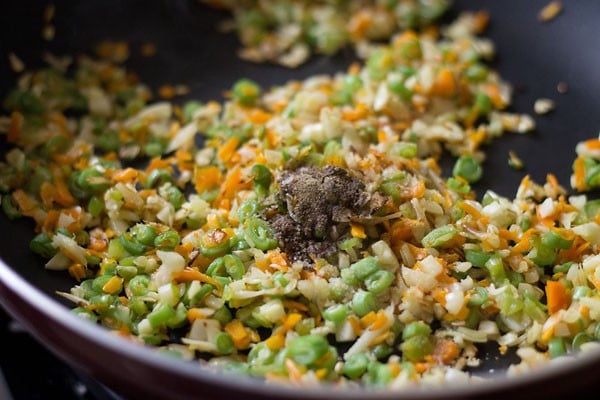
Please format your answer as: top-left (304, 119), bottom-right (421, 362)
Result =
top-left (473, 10), bottom-right (490, 33)
top-left (248, 109), bottom-right (272, 124)
top-left (175, 241), bottom-right (194, 258)
top-left (12, 189), bottom-right (38, 217)
top-left (348, 315), bottom-right (363, 336)
top-left (511, 228), bottom-right (534, 253)
top-left (347, 10), bottom-right (372, 40)
top-left (572, 156), bottom-right (587, 191)
top-left (172, 267), bottom-right (221, 292)
top-left (369, 310), bottom-right (388, 331)
top-left (214, 166), bottom-right (252, 208)
top-left (158, 85), bottom-right (176, 99)
top-left (482, 83), bottom-right (505, 109)
top-left (343, 102), bottom-right (369, 121)
top-left (430, 68), bottom-right (456, 97)
top-left (218, 136), bottom-right (240, 164)
top-left (265, 333), bottom-right (285, 350)
top-left (102, 275), bottom-right (123, 294)
top-left (194, 165), bottom-right (221, 194)
top-left (68, 263), bottom-right (87, 282)
top-left (350, 222), bottom-right (367, 239)
top-left (146, 157), bottom-right (172, 173)
top-left (433, 339), bottom-right (460, 364)
top-left (359, 311), bottom-right (377, 328)
top-left (369, 331), bottom-right (390, 346)
top-left (282, 313), bottom-right (303, 330)
top-left (186, 308), bottom-right (208, 322)
top-left (112, 167), bottom-right (138, 183)
top-left (7, 111), bottom-right (23, 144)
top-left (224, 320), bottom-right (251, 350)
top-left (285, 358), bottom-right (304, 383)
top-left (583, 138), bottom-right (600, 150)
top-left (546, 280), bottom-right (571, 314)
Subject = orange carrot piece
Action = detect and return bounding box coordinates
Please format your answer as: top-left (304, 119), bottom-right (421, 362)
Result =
top-left (194, 165), bottom-right (221, 193)
top-left (546, 280), bottom-right (571, 314)
top-left (431, 68), bottom-right (456, 97)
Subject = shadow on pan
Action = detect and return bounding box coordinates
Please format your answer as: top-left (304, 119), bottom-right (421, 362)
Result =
top-left (1, 0), bottom-right (600, 399)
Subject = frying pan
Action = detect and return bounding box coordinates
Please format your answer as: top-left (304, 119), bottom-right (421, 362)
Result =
top-left (1, 0), bottom-right (600, 398)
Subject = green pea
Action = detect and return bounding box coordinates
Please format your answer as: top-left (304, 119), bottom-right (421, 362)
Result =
top-left (154, 231), bottom-right (180, 250)
top-left (548, 336), bottom-right (566, 358)
top-left (572, 332), bottom-right (592, 351)
top-left (244, 217), bottom-right (278, 251)
top-left (237, 200), bottom-right (258, 223)
top-left (400, 335), bottom-right (433, 362)
top-left (29, 232), bottom-right (57, 258)
top-left (92, 275), bottom-right (113, 293)
top-left (146, 169), bottom-right (173, 189)
top-left (164, 185), bottom-right (184, 209)
top-left (322, 304), bottom-right (349, 325)
top-left (128, 274), bottom-right (151, 296)
top-left (232, 78), bottom-right (261, 106)
top-left (87, 196), bottom-right (104, 217)
top-left (364, 270), bottom-right (395, 294)
top-left (77, 168), bottom-right (110, 194)
top-left (131, 224), bottom-right (157, 246)
top-left (475, 92), bottom-right (492, 115)
top-left (342, 353), bottom-right (369, 379)
top-left (215, 332), bottom-right (235, 355)
top-left (213, 306), bottom-right (233, 326)
top-left (402, 321), bottom-right (431, 340)
top-left (453, 156), bottom-right (482, 183)
top-left (251, 164), bottom-right (272, 195)
top-left (147, 303), bottom-right (176, 328)
top-left (119, 233), bottom-right (147, 256)
top-left (287, 334), bottom-right (330, 367)
top-left (2, 195), bottom-right (22, 220)
top-left (467, 287), bottom-right (489, 307)
top-left (351, 290), bottom-right (376, 317)
top-left (183, 100), bottom-right (203, 122)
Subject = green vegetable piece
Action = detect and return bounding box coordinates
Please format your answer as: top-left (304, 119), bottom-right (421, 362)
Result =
top-left (146, 169), bottom-right (173, 189)
top-left (364, 270), bottom-right (395, 294)
top-left (572, 332), bottom-right (592, 351)
top-left (154, 230), bottom-right (180, 250)
top-left (548, 337), bottom-right (566, 358)
top-left (322, 304), bottom-right (349, 325)
top-left (467, 287), bottom-right (489, 307)
top-left (147, 303), bottom-right (176, 328)
top-left (402, 321), bottom-right (431, 340)
top-left (287, 334), bottom-right (330, 367)
top-left (342, 353), bottom-right (369, 379)
top-left (421, 225), bottom-right (457, 248)
top-left (453, 156), bottom-right (483, 183)
top-left (400, 335), bottom-right (433, 362)
top-left (232, 78), bottom-right (261, 106)
top-left (29, 232), bottom-right (57, 258)
top-left (215, 332), bottom-right (235, 355)
top-left (350, 257), bottom-right (380, 280)
top-left (351, 290), bottom-right (376, 317)
top-left (244, 217), bottom-right (278, 251)
top-left (485, 255), bottom-right (507, 285)
top-left (541, 230), bottom-right (574, 250)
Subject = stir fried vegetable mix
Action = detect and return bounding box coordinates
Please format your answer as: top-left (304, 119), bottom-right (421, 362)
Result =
top-left (2, 7), bottom-right (600, 390)
top-left (200, 0), bottom-right (451, 67)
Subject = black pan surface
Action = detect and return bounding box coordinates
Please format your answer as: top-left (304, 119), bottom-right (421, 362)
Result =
top-left (1, 1), bottom-right (600, 399)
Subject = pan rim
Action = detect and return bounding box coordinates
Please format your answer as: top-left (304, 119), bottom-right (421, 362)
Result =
top-left (2, 257), bottom-right (600, 399)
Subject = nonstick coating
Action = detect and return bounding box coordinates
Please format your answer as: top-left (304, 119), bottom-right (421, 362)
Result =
top-left (1, 1), bottom-right (600, 399)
